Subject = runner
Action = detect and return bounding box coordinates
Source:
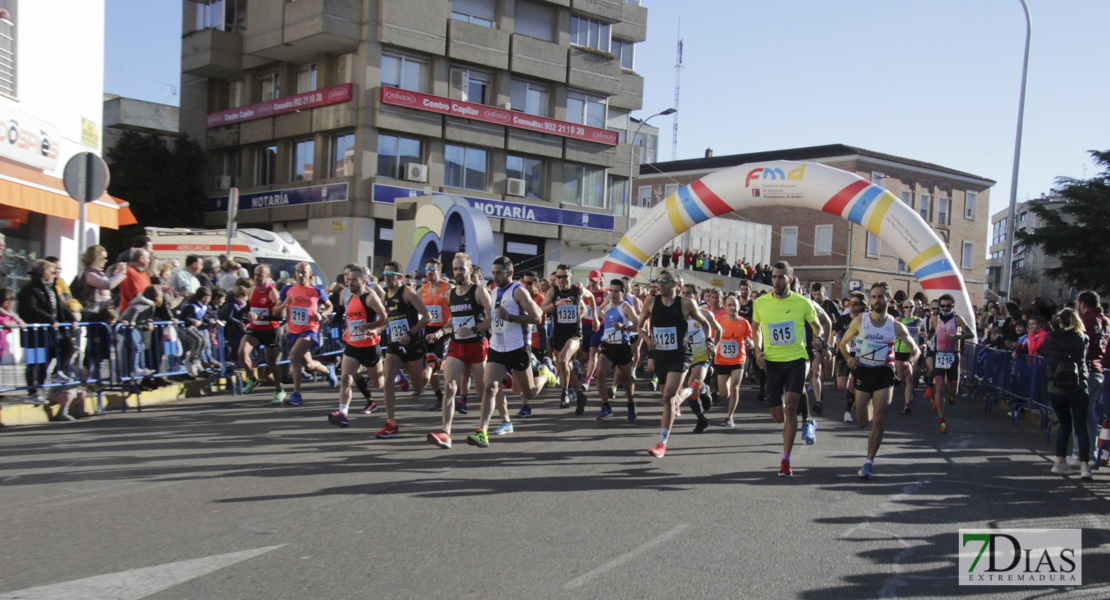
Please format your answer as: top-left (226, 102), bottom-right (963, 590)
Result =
top-left (636, 269), bottom-right (713, 458)
top-left (835, 292), bottom-right (867, 423)
top-left (542, 263), bottom-right (592, 411)
top-left (895, 299), bottom-right (925, 414)
top-left (809, 283), bottom-right (841, 415)
top-left (582, 269), bottom-right (607, 391)
top-left (751, 261), bottom-right (822, 476)
top-left (838, 282), bottom-right (920, 478)
top-left (327, 266), bottom-right (388, 428)
top-left (796, 278), bottom-right (834, 445)
top-left (923, 298), bottom-right (941, 406)
top-left (930, 293), bottom-right (974, 433)
top-left (238, 264), bottom-right (286, 405)
top-left (595, 278), bottom-right (639, 422)
top-left (466, 256), bottom-right (544, 448)
top-left (680, 283), bottom-right (722, 433)
top-left (271, 262), bottom-right (337, 406)
top-left (375, 261), bottom-right (432, 439)
top-left (717, 294), bottom-right (754, 427)
top-left (329, 263), bottom-right (379, 413)
top-left (420, 258), bottom-right (453, 411)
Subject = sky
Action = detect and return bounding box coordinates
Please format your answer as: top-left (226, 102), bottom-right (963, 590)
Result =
top-left (104, 0), bottom-right (1110, 223)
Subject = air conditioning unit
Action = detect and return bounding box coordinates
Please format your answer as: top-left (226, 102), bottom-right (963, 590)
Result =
top-left (215, 175), bottom-right (232, 190)
top-left (506, 178), bottom-right (526, 197)
top-left (404, 163), bottom-right (428, 183)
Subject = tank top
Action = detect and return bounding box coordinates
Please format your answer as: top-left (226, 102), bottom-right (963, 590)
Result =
top-left (552, 285), bottom-right (582, 339)
top-left (385, 285), bottom-right (420, 345)
top-left (687, 317), bottom-right (708, 350)
top-left (737, 298), bottom-right (754, 322)
top-left (650, 295), bottom-right (689, 362)
top-left (935, 313), bottom-right (960, 353)
top-left (583, 287), bottom-right (605, 323)
top-left (856, 313), bottom-right (896, 368)
top-left (281, 284), bottom-right (325, 335)
top-left (717, 316), bottom-right (752, 366)
top-left (345, 293), bottom-right (380, 348)
top-left (248, 283), bottom-right (278, 331)
top-left (895, 316), bottom-right (922, 354)
top-left (448, 284), bottom-right (484, 345)
top-left (490, 282), bottom-right (525, 353)
top-left (601, 301), bottom-right (630, 346)
top-left (420, 280), bottom-right (451, 327)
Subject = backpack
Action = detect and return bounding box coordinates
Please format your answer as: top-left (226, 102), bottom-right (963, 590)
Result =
top-left (69, 269), bottom-right (93, 308)
top-left (1051, 360), bottom-right (1081, 392)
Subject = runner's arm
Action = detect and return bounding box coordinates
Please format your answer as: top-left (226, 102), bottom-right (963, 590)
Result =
top-left (636, 296), bottom-right (654, 340)
top-left (403, 287), bottom-right (431, 337)
top-left (955, 315), bottom-right (976, 339)
top-left (540, 288), bottom-right (556, 315)
top-left (364, 293), bottom-right (388, 333)
top-left (474, 286), bottom-right (493, 334)
top-left (838, 316), bottom-right (862, 362)
top-left (515, 286), bottom-right (542, 326)
top-left (621, 301), bottom-right (639, 327)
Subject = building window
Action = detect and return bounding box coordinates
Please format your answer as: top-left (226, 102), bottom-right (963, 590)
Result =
top-left (992, 217), bottom-right (1008, 245)
top-left (918, 193), bottom-right (931, 222)
top-left (965, 191), bottom-right (977, 219)
top-left (612, 39), bottom-right (635, 70)
top-left (381, 52), bottom-right (428, 93)
top-left (0, 6), bottom-right (15, 99)
top-left (451, 0), bottom-right (495, 27)
top-left (897, 258), bottom-right (906, 272)
top-left (900, 190), bottom-right (912, 208)
top-left (633, 128), bottom-right (657, 164)
top-left (866, 231), bottom-right (881, 258)
top-left (513, 0), bottom-right (555, 42)
top-left (376, 133), bottom-right (422, 179)
top-left (663, 183), bottom-right (679, 199)
top-left (331, 133), bottom-right (355, 177)
top-left (570, 15), bottom-right (611, 52)
top-left (296, 62), bottom-right (317, 94)
top-left (567, 90), bottom-right (606, 128)
top-left (814, 224), bottom-right (833, 256)
top-left (256, 145), bottom-right (277, 186)
top-left (260, 71), bottom-right (280, 101)
top-left (333, 52), bottom-right (355, 84)
top-left (450, 66), bottom-right (491, 104)
top-left (609, 176), bottom-right (628, 217)
top-left (510, 79), bottom-right (549, 117)
top-left (1012, 257), bottom-right (1024, 271)
top-left (781, 226), bottom-right (798, 256)
top-left (1020, 211), bottom-right (1027, 222)
top-left (292, 139), bottom-right (314, 181)
top-left (938, 196), bottom-right (950, 225)
top-left (506, 154), bottom-right (544, 199)
top-left (221, 150), bottom-right (241, 187)
top-left (637, 185), bottom-right (652, 207)
top-left (563, 163), bottom-right (605, 208)
top-left (195, 0), bottom-right (244, 31)
top-left (445, 144), bottom-right (488, 191)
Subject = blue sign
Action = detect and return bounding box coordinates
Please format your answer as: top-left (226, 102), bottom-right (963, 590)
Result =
top-left (372, 183), bottom-right (614, 231)
top-left (206, 183), bottom-right (349, 212)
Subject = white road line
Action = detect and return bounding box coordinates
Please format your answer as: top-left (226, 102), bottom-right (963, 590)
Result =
top-left (563, 524), bottom-right (689, 590)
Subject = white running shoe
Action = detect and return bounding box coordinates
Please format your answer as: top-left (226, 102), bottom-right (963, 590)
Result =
top-left (844, 411), bottom-right (854, 423)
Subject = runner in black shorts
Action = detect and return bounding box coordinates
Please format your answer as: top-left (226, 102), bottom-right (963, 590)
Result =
top-left (375, 262), bottom-right (432, 439)
top-left (327, 266), bottom-right (388, 428)
top-left (542, 263), bottom-right (591, 408)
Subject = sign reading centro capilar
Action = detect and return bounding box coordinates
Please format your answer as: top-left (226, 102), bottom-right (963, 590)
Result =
top-left (206, 183), bottom-right (348, 212)
top-left (206, 84), bottom-right (354, 128)
top-left (373, 183), bottom-right (614, 231)
top-left (380, 87), bottom-right (619, 146)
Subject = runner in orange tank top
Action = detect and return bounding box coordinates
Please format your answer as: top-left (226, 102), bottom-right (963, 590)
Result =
top-left (419, 258), bottom-right (454, 411)
top-left (715, 295), bottom-right (754, 427)
top-left (271, 262), bottom-right (335, 406)
top-left (327, 266), bottom-right (388, 428)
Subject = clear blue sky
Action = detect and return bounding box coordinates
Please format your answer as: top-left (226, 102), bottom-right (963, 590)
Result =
top-left (105, 0), bottom-right (1109, 222)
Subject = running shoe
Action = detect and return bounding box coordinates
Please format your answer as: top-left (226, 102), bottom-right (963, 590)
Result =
top-left (583, 376), bottom-right (592, 391)
top-left (503, 372), bottom-right (514, 389)
top-left (844, 411), bottom-right (854, 423)
top-left (778, 460), bottom-right (793, 477)
top-left (924, 385), bottom-right (934, 400)
top-left (858, 462), bottom-right (873, 479)
top-left (271, 390), bottom-right (286, 405)
top-left (1050, 462), bottom-right (1075, 476)
top-left (493, 422), bottom-right (514, 435)
top-left (903, 405), bottom-right (912, 415)
top-left (396, 372), bottom-right (410, 392)
top-left (693, 413), bottom-right (709, 434)
top-left (939, 421), bottom-right (947, 434)
top-left (543, 357), bottom-right (556, 372)
top-left (427, 399), bottom-right (442, 411)
top-left (699, 389), bottom-right (712, 413)
top-left (650, 374), bottom-right (659, 391)
top-left (813, 401), bottom-right (823, 416)
top-left (1066, 456), bottom-right (1082, 467)
top-left (517, 404), bottom-right (532, 418)
top-left (539, 365), bottom-right (558, 387)
top-left (284, 392), bottom-right (303, 406)
top-left (376, 422), bottom-right (400, 439)
top-left (328, 411), bottom-right (349, 428)
top-left (466, 429), bottom-right (490, 448)
top-left (724, 417), bottom-right (735, 428)
top-left (326, 364), bottom-right (339, 388)
top-left (801, 420), bottom-right (816, 444)
top-left (243, 378), bottom-right (260, 394)
top-left (427, 431), bottom-right (451, 449)
top-left (361, 400), bottom-right (378, 414)
top-left (575, 386), bottom-right (587, 415)
top-left (456, 398), bottom-right (468, 414)
top-left (597, 404), bottom-right (613, 420)
top-left (559, 388), bottom-right (570, 409)
top-left (608, 385), bottom-right (618, 399)
top-left (627, 403), bottom-right (637, 424)
top-left (648, 442), bottom-right (666, 458)
top-left (947, 394), bottom-right (956, 406)
top-left (1081, 464), bottom-right (1093, 480)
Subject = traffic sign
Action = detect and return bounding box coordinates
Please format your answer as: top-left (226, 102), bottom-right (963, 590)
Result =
top-left (63, 152), bottom-right (110, 256)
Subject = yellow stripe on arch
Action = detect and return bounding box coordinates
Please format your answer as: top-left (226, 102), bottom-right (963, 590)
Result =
top-left (908, 243), bottom-right (946, 271)
top-left (665, 193), bottom-right (688, 233)
top-left (618, 238), bottom-right (650, 263)
top-left (866, 192), bottom-right (897, 235)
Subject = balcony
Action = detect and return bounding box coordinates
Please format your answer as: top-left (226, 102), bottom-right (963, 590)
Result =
top-left (245, 0), bottom-right (361, 61)
top-left (608, 69), bottom-right (643, 111)
top-left (448, 19), bottom-right (510, 71)
top-left (182, 28), bottom-right (243, 79)
top-left (612, 1), bottom-right (647, 43)
top-left (567, 46), bottom-right (620, 96)
top-left (510, 34), bottom-right (567, 83)
top-left (570, 0), bottom-right (623, 21)
top-left (379, 0), bottom-right (449, 56)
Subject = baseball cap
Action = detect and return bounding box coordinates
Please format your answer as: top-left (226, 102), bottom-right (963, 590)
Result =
top-left (588, 269), bottom-right (603, 281)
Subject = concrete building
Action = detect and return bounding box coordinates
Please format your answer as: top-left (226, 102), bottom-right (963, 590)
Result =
top-left (180, 0), bottom-right (652, 278)
top-left (635, 144), bottom-right (994, 305)
top-left (987, 193), bottom-right (1073, 304)
top-left (103, 96), bottom-right (181, 151)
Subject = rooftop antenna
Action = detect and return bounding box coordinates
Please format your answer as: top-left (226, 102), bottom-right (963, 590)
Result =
top-left (671, 22), bottom-right (682, 160)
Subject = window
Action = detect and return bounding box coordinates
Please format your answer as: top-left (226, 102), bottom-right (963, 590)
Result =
top-left (1013, 258), bottom-right (1025, 271)
top-left (637, 185), bottom-right (652, 207)
top-left (606, 109), bottom-right (629, 143)
top-left (450, 67), bottom-right (491, 104)
top-left (781, 226), bottom-right (798, 256)
top-left (567, 90), bottom-right (606, 128)
top-left (331, 133), bottom-right (355, 177)
top-left (513, 0), bottom-right (555, 42)
top-left (376, 133), bottom-right (422, 179)
top-left (918, 193), bottom-right (931, 222)
top-left (900, 190), bottom-right (912, 208)
top-left (296, 62), bottom-right (317, 94)
top-left (228, 79), bottom-right (244, 108)
top-left (381, 53), bottom-right (428, 92)
top-left (0, 5), bottom-right (15, 98)
top-left (451, 0), bottom-right (495, 27)
top-left (563, 163), bottom-right (605, 207)
top-left (221, 150), bottom-right (241, 187)
top-left (937, 196), bottom-right (950, 225)
top-left (445, 144), bottom-right (488, 191)
top-left (965, 191), bottom-right (977, 219)
top-left (292, 139), bottom-right (314, 181)
top-left (1012, 244), bottom-right (1024, 256)
top-left (609, 176), bottom-right (628, 217)
top-left (333, 52), bottom-right (355, 84)
top-left (897, 258), bottom-right (906, 272)
top-left (866, 232), bottom-right (881, 258)
top-left (260, 71), bottom-right (280, 101)
top-left (510, 79), bottom-right (549, 117)
top-left (256, 145), bottom-right (277, 186)
top-left (612, 39), bottom-right (635, 70)
top-left (1020, 211), bottom-right (1027, 222)
top-left (992, 218), bottom-right (1008, 245)
top-left (664, 183), bottom-right (679, 199)
top-left (633, 129), bottom-right (657, 164)
top-left (963, 241), bottom-right (974, 270)
top-left (570, 15), bottom-right (611, 52)
top-left (506, 154), bottom-right (544, 199)
top-left (814, 224), bottom-right (833, 255)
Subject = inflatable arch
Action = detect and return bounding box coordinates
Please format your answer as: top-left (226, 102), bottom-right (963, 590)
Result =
top-left (600, 161), bottom-right (977, 333)
top-left (405, 195), bottom-right (496, 277)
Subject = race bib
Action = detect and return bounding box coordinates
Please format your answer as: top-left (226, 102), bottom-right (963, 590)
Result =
top-left (389, 317), bottom-right (409, 341)
top-left (653, 326), bottom-right (678, 351)
top-left (250, 306), bottom-right (269, 319)
top-left (936, 351), bottom-right (955, 370)
top-left (584, 304), bottom-right (594, 321)
top-left (289, 306), bottom-right (310, 326)
top-left (768, 321), bottom-right (795, 346)
top-left (720, 340), bottom-right (740, 358)
top-left (556, 304), bottom-right (577, 324)
top-left (347, 319), bottom-right (365, 341)
top-left (491, 317), bottom-right (508, 334)
top-left (452, 315), bottom-right (476, 340)
top-left (428, 305), bottom-right (443, 323)
top-left (907, 326), bottom-right (919, 340)
top-left (603, 327), bottom-right (623, 344)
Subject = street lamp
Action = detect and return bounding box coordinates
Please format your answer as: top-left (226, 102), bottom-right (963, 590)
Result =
top-left (1002, 0), bottom-right (1031, 300)
top-left (626, 108), bottom-right (677, 232)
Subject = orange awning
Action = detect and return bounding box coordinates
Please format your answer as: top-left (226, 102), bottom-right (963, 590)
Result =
top-left (0, 159), bottom-right (129, 229)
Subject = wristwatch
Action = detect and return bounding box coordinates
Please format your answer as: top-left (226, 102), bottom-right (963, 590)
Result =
top-left (508, 314), bottom-right (515, 323)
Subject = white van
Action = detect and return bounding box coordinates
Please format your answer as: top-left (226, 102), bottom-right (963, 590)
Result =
top-left (145, 227), bottom-right (328, 287)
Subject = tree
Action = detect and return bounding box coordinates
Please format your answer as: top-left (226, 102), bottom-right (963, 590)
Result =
top-left (102, 131), bottom-right (207, 258)
top-left (1017, 149), bottom-right (1110, 296)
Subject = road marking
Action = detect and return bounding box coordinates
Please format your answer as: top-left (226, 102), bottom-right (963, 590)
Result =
top-left (0, 545), bottom-right (286, 600)
top-left (563, 524), bottom-right (689, 590)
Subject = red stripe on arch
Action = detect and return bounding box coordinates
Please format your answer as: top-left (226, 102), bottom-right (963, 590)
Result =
top-left (920, 275), bottom-right (964, 290)
top-left (603, 261), bottom-right (638, 278)
top-left (690, 180), bottom-right (732, 216)
top-left (822, 180), bottom-right (870, 216)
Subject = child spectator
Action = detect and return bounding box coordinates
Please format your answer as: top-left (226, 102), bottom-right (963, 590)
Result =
top-left (0, 287), bottom-right (25, 361)
top-left (180, 287), bottom-right (214, 377)
top-left (219, 285), bottom-right (250, 364)
top-left (119, 285), bottom-right (162, 377)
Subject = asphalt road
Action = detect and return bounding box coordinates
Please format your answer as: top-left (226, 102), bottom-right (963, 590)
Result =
top-left (1, 378), bottom-right (1107, 600)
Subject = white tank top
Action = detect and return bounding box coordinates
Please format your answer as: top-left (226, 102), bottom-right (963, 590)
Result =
top-left (490, 282), bottom-right (525, 353)
top-left (857, 313), bottom-right (896, 368)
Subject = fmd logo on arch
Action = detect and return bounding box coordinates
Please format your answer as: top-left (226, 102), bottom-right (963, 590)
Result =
top-left (959, 529), bottom-right (1081, 586)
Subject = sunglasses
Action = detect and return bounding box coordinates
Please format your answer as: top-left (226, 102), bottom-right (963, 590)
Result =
top-left (555, 275), bottom-right (569, 280)
top-left (425, 266), bottom-right (439, 271)
top-left (939, 304), bottom-right (953, 309)
top-left (383, 271), bottom-right (404, 277)
top-left (849, 302), bottom-right (861, 306)
top-left (657, 278), bottom-right (674, 284)
top-left (522, 279), bottom-right (536, 284)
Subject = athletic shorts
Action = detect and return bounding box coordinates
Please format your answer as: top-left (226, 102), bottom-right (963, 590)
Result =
top-left (551, 335), bottom-right (580, 353)
top-left (425, 326), bottom-right (449, 360)
top-left (286, 330), bottom-right (319, 350)
top-left (385, 339), bottom-right (427, 363)
top-left (837, 354), bottom-right (854, 378)
top-left (933, 352), bottom-right (960, 382)
top-left (895, 351), bottom-right (913, 362)
top-left (765, 358), bottom-right (808, 406)
top-left (653, 354), bottom-right (690, 377)
top-left (714, 362), bottom-right (745, 376)
top-left (344, 344), bottom-right (381, 369)
top-left (447, 338), bottom-right (488, 365)
top-left (691, 346), bottom-right (711, 367)
top-left (600, 343), bottom-right (632, 367)
top-left (588, 325), bottom-right (605, 349)
top-left (854, 365), bottom-right (896, 393)
top-left (488, 346), bottom-right (530, 372)
top-left (245, 327), bottom-right (279, 348)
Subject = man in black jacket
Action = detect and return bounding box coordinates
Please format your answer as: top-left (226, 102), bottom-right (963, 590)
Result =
top-left (17, 260), bottom-right (76, 396)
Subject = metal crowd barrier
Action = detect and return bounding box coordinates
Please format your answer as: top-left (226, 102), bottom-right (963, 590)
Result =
top-left (0, 322), bottom-right (115, 413)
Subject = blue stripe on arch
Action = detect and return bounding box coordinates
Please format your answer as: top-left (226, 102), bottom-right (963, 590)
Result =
top-left (914, 258), bottom-right (955, 280)
top-left (610, 248), bottom-right (644, 270)
top-left (677, 186), bottom-right (709, 224)
top-left (846, 185), bottom-right (885, 225)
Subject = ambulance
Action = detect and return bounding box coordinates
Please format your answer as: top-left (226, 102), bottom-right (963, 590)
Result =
top-left (146, 227), bottom-right (328, 286)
